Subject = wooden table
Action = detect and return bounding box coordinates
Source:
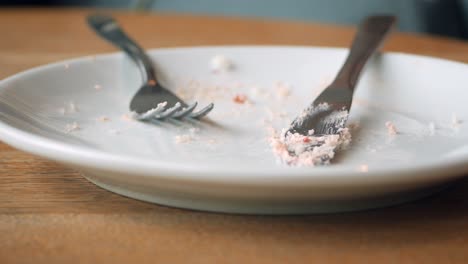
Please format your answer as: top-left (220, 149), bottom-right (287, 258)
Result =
top-left (1, 8), bottom-right (468, 264)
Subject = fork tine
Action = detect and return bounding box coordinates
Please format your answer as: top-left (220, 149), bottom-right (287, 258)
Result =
top-left (189, 103), bottom-right (214, 119)
top-left (135, 102), bottom-right (167, 120)
top-left (172, 102), bottom-right (198, 119)
top-left (154, 102), bottom-right (182, 119)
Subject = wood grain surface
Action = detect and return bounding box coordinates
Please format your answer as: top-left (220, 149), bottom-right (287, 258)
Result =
top-left (1, 8), bottom-right (468, 264)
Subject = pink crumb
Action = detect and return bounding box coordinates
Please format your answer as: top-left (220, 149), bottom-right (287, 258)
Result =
top-left (359, 164), bottom-right (369, 173)
top-left (121, 114), bottom-right (134, 121)
top-left (174, 135), bottom-right (194, 144)
top-left (233, 94), bottom-right (248, 104)
top-left (347, 122), bottom-right (360, 130)
top-left (275, 81), bottom-right (291, 99)
top-left (268, 128), bottom-right (352, 167)
top-left (94, 84), bottom-right (102, 90)
top-left (385, 121), bottom-right (398, 136)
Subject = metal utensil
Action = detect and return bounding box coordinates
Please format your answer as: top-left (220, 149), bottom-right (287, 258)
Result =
top-left (87, 14), bottom-right (214, 120)
top-left (285, 15), bottom-right (396, 163)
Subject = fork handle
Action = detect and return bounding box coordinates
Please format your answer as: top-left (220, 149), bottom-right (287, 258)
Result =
top-left (87, 14), bottom-right (157, 85)
top-left (334, 15), bottom-right (396, 89)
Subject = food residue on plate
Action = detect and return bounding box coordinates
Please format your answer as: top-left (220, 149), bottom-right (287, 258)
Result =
top-left (267, 101), bottom-right (353, 166)
top-left (210, 55), bottom-right (233, 73)
top-left (121, 113), bottom-right (135, 122)
top-left (233, 94), bottom-right (248, 104)
top-left (174, 127), bottom-right (200, 144)
top-left (275, 81), bottom-right (292, 100)
top-left (64, 122), bottom-right (80, 133)
top-left (174, 134), bottom-right (194, 144)
top-left (206, 139), bottom-right (218, 145)
top-left (97, 116), bottom-right (110, 122)
top-left (385, 121), bottom-right (398, 136)
top-left (359, 164), bottom-right (369, 173)
top-left (59, 53), bottom-right (455, 169)
top-left (268, 127), bottom-right (351, 167)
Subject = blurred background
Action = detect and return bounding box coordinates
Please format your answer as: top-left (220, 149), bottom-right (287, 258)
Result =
top-left (1, 0), bottom-right (467, 39)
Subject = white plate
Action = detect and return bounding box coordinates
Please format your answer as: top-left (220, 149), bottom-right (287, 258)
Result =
top-left (1, 46), bottom-right (467, 214)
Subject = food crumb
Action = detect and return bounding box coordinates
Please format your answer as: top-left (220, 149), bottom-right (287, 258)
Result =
top-left (97, 116), bottom-right (110, 122)
top-left (64, 63), bottom-right (70, 69)
top-left (347, 122), bottom-right (360, 130)
top-left (275, 81), bottom-right (291, 99)
top-left (206, 139), bottom-right (218, 145)
top-left (233, 94), bottom-right (248, 104)
top-left (175, 134), bottom-right (194, 144)
top-left (269, 127), bottom-right (351, 167)
top-left (94, 84), bottom-right (102, 90)
top-left (64, 122), bottom-right (80, 133)
top-left (359, 164), bottom-right (369, 173)
top-left (121, 113), bottom-right (135, 121)
top-left (210, 55), bottom-right (233, 73)
top-left (385, 121), bottom-right (398, 136)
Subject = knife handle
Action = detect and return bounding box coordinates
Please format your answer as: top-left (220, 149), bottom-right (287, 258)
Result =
top-left (334, 15), bottom-right (397, 89)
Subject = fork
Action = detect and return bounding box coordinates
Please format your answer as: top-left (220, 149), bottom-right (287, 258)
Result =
top-left (87, 14), bottom-right (214, 120)
top-left (285, 15), bottom-right (396, 164)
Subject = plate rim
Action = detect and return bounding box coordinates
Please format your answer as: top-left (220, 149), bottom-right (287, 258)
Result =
top-left (1, 45), bottom-right (468, 186)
